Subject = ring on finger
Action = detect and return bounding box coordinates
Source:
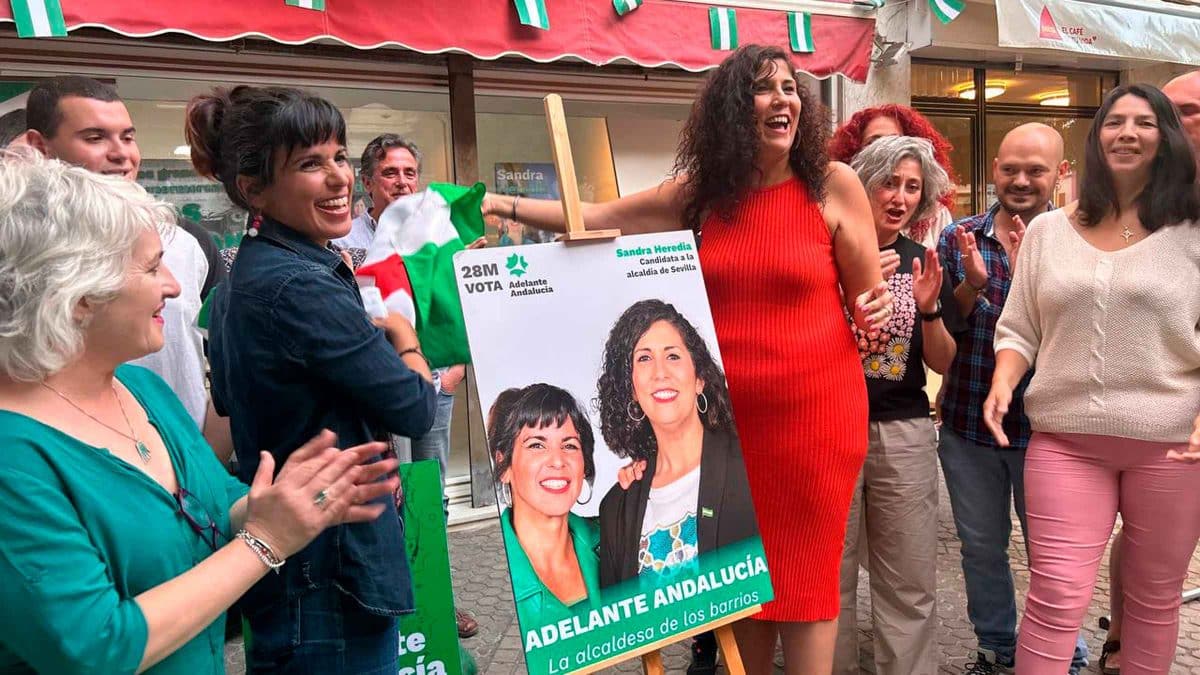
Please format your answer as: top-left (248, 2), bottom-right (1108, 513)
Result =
top-left (313, 488), bottom-right (330, 508)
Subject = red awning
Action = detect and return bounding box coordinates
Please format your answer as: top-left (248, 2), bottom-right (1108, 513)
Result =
top-left (0, 0), bottom-right (875, 81)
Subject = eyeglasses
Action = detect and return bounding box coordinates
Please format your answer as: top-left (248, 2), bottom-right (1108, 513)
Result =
top-left (175, 487), bottom-right (227, 551)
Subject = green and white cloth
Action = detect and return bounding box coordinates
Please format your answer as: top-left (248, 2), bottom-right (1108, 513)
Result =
top-left (788, 12), bottom-right (814, 53)
top-left (9, 0), bottom-right (66, 38)
top-left (931, 0), bottom-right (964, 24)
top-left (613, 0), bottom-right (643, 17)
top-left (708, 7), bottom-right (738, 51)
top-left (284, 0), bottom-right (325, 10)
top-left (514, 0), bottom-right (549, 30)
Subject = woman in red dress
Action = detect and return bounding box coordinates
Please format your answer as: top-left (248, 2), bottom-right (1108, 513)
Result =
top-left (482, 44), bottom-right (890, 674)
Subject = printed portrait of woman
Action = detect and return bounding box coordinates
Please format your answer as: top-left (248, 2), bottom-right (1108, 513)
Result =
top-left (596, 299), bottom-right (758, 589)
top-left (488, 384), bottom-right (603, 627)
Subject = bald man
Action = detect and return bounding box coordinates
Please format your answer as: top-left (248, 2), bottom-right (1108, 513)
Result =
top-left (1164, 70), bottom-right (1200, 154)
top-left (937, 123), bottom-right (1089, 674)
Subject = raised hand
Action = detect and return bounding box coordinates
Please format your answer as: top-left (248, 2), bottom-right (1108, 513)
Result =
top-left (879, 248), bottom-right (901, 281)
top-left (954, 225), bottom-right (988, 291)
top-left (1008, 214), bottom-right (1027, 276)
top-left (912, 248), bottom-right (944, 315)
top-left (242, 431), bottom-right (399, 559)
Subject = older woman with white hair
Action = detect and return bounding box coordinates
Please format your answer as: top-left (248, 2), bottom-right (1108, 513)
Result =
top-left (0, 151), bottom-right (400, 675)
top-left (833, 135), bottom-right (965, 675)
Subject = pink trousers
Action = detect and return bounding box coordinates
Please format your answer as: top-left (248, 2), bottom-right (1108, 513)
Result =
top-left (1017, 432), bottom-right (1200, 675)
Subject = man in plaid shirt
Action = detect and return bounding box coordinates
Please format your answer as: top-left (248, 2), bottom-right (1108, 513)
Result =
top-left (937, 123), bottom-right (1088, 674)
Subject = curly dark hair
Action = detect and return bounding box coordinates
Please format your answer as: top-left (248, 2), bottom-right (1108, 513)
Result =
top-left (595, 300), bottom-right (735, 462)
top-left (487, 383), bottom-right (596, 499)
top-left (1078, 83), bottom-right (1200, 232)
top-left (673, 44), bottom-right (830, 232)
top-left (829, 104), bottom-right (959, 241)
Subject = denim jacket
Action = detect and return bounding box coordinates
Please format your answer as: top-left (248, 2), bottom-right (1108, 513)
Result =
top-left (209, 217), bottom-right (436, 616)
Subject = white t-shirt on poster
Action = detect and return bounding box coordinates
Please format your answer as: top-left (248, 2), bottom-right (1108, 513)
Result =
top-left (637, 464), bottom-right (701, 575)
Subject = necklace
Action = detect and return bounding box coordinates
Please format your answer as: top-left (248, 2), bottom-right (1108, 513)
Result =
top-left (41, 381), bottom-right (152, 463)
top-left (1121, 226), bottom-right (1135, 244)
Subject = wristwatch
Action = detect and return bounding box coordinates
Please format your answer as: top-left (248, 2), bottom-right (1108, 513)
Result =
top-left (919, 302), bottom-right (943, 322)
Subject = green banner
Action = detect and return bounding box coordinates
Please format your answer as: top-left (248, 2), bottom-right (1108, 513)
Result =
top-left (521, 535), bottom-right (771, 675)
top-left (398, 461), bottom-right (466, 675)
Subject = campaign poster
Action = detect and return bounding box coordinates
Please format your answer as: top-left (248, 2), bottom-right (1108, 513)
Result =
top-left (455, 231), bottom-right (773, 674)
top-left (492, 162), bottom-right (560, 245)
top-left (396, 461), bottom-right (467, 675)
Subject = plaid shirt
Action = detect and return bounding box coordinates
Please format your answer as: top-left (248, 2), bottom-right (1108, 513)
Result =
top-left (937, 203), bottom-right (1042, 450)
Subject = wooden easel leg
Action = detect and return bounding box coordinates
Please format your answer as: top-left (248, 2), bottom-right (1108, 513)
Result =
top-left (641, 649), bottom-right (665, 675)
top-left (715, 624), bottom-right (746, 675)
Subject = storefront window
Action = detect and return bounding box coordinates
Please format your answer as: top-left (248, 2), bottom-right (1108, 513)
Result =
top-left (913, 62), bottom-right (1114, 216)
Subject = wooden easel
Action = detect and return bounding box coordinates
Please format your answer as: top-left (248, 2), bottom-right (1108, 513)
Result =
top-left (541, 92), bottom-right (757, 675)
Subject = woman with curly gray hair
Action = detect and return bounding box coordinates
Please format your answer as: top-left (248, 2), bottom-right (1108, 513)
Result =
top-left (833, 135), bottom-right (964, 675)
top-left (0, 151), bottom-right (398, 675)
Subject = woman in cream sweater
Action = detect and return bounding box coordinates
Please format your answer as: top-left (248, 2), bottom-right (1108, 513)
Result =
top-left (984, 83), bottom-right (1200, 675)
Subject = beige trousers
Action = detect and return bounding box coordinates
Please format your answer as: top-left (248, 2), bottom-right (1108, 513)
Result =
top-left (833, 417), bottom-right (939, 675)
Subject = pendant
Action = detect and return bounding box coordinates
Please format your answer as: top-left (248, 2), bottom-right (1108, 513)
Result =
top-left (1121, 226), bottom-right (1134, 243)
top-left (135, 441), bottom-right (152, 464)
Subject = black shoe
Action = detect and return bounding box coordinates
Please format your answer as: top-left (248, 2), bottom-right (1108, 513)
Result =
top-left (964, 651), bottom-right (1001, 675)
top-left (687, 632), bottom-right (718, 675)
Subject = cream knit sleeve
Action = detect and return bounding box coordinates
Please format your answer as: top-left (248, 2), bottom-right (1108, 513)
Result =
top-left (994, 212), bottom-right (1050, 366)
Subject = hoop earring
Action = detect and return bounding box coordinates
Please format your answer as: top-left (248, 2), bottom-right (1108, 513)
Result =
top-left (696, 392), bottom-right (709, 414)
top-left (576, 481), bottom-right (594, 506)
top-left (627, 401), bottom-right (646, 422)
top-left (246, 212), bottom-right (262, 238)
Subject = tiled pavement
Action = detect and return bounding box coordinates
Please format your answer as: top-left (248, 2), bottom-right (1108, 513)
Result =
top-left (226, 472), bottom-right (1200, 673)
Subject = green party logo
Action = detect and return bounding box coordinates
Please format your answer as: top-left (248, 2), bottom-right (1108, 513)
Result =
top-left (506, 253), bottom-right (529, 277)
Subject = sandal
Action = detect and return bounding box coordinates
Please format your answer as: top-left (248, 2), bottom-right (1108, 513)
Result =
top-left (1099, 639), bottom-right (1121, 675)
top-left (456, 607), bottom-right (479, 638)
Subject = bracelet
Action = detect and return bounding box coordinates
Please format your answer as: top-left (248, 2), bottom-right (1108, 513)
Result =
top-left (236, 529), bottom-right (285, 573)
top-left (964, 277), bottom-right (986, 293)
top-left (399, 347), bottom-right (432, 369)
top-left (511, 195), bottom-right (520, 222)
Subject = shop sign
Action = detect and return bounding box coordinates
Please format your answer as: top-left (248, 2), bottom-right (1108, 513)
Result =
top-left (997, 0), bottom-right (1200, 66)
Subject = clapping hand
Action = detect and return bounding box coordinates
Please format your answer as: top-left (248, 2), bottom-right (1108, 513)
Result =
top-left (912, 248), bottom-right (944, 315)
top-left (1008, 214), bottom-right (1027, 276)
top-left (954, 225), bottom-right (988, 291)
top-left (242, 430), bottom-right (399, 560)
top-left (879, 248), bottom-right (901, 281)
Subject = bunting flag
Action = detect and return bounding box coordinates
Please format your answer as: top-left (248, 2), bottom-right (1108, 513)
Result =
top-left (356, 183), bottom-right (485, 368)
top-left (931, 0), bottom-right (964, 24)
top-left (9, 0), bottom-right (67, 37)
top-left (613, 0), bottom-right (643, 16)
top-left (787, 12), bottom-right (814, 53)
top-left (709, 7), bottom-right (738, 51)
top-left (285, 0), bottom-right (326, 9)
top-left (514, 0), bottom-right (549, 30)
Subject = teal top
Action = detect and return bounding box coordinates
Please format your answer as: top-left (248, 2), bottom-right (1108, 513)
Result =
top-left (0, 365), bottom-right (250, 675)
top-left (500, 508), bottom-right (602, 630)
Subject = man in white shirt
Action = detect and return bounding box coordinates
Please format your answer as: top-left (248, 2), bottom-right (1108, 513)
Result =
top-left (26, 76), bottom-right (214, 434)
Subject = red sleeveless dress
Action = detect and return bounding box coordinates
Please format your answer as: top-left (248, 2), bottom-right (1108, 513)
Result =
top-left (699, 177), bottom-right (868, 621)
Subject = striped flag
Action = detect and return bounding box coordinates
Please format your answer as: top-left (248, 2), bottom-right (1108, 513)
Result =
top-left (787, 12), bottom-right (814, 53)
top-left (613, 0), bottom-right (642, 17)
top-left (930, 0), bottom-right (964, 24)
top-left (285, 0), bottom-right (325, 9)
top-left (709, 7), bottom-right (738, 51)
top-left (514, 0), bottom-right (549, 30)
top-left (9, 0), bottom-right (66, 38)
top-left (356, 183), bottom-right (485, 368)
